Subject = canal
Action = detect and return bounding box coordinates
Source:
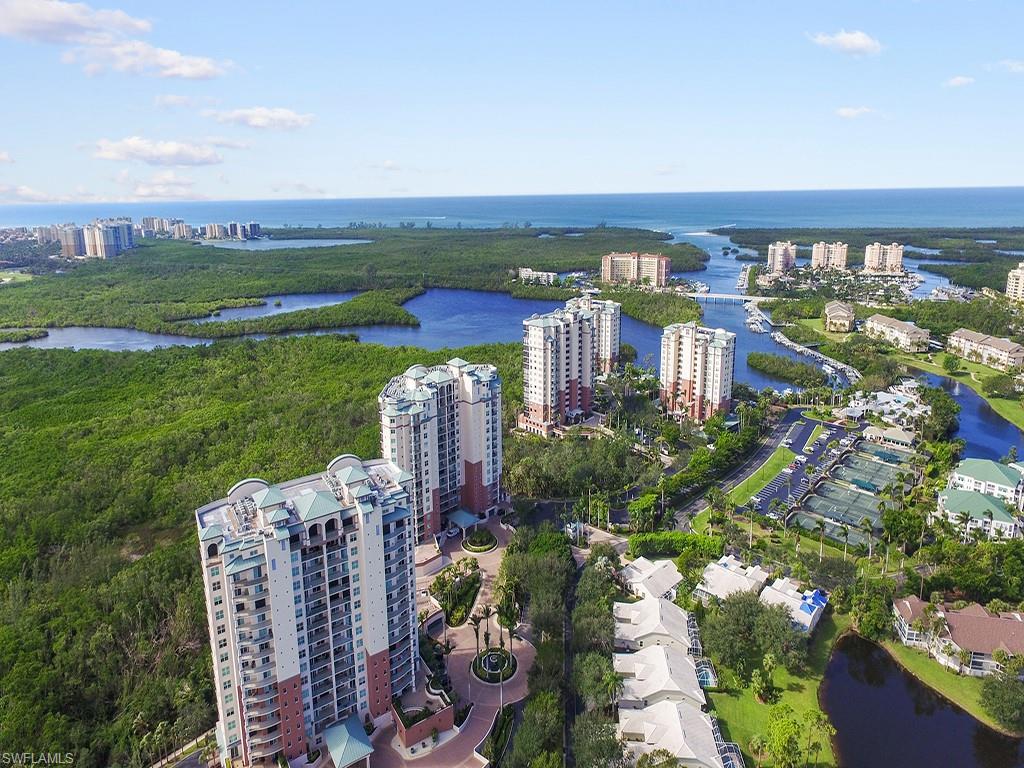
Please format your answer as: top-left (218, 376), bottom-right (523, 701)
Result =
top-left (823, 634), bottom-right (1024, 767)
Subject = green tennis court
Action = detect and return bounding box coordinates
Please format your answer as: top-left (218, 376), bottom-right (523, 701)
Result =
top-left (859, 442), bottom-right (915, 464)
top-left (833, 453), bottom-right (903, 489)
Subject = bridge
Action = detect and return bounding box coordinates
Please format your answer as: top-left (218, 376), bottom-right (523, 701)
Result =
top-left (683, 292), bottom-right (785, 304)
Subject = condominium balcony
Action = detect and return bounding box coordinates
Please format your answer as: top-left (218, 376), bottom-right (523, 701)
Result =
top-left (247, 729), bottom-right (282, 751)
top-left (244, 685), bottom-right (279, 704)
top-left (244, 698), bottom-right (280, 718)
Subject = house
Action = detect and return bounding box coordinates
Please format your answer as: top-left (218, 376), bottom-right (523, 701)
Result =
top-left (759, 578), bottom-right (828, 634)
top-left (863, 314), bottom-right (930, 352)
top-left (621, 557), bottom-right (684, 601)
top-left (862, 425), bottom-right (917, 449)
top-left (692, 555), bottom-right (770, 605)
top-left (948, 458), bottom-right (1024, 509)
top-left (614, 596), bottom-right (694, 652)
top-left (934, 489), bottom-right (1020, 540)
top-left (615, 645), bottom-right (708, 711)
top-left (824, 301), bottom-right (855, 333)
top-left (618, 700), bottom-right (738, 768)
top-left (893, 595), bottom-right (1024, 677)
top-left (947, 328), bottom-right (1024, 372)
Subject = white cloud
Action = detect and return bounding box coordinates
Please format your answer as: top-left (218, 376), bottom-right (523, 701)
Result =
top-left (271, 181), bottom-right (328, 197)
top-left (94, 136), bottom-right (224, 166)
top-left (204, 106), bottom-right (314, 130)
top-left (0, 0), bottom-right (227, 79)
top-left (836, 106), bottom-right (873, 119)
top-left (944, 75), bottom-right (974, 88)
top-left (999, 59), bottom-right (1024, 73)
top-left (204, 136), bottom-right (251, 149)
top-left (0, 150), bottom-right (12, 163)
top-left (811, 30), bottom-right (882, 56)
top-left (0, 184), bottom-right (61, 203)
top-left (129, 170), bottom-right (204, 200)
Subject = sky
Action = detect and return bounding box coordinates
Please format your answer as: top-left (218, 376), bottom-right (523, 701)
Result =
top-left (0, 0), bottom-right (1022, 203)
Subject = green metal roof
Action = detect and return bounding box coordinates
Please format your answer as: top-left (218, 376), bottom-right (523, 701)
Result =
top-left (294, 490), bottom-right (343, 522)
top-left (252, 485), bottom-right (286, 509)
top-left (199, 523), bottom-right (223, 541)
top-left (445, 508), bottom-right (480, 530)
top-left (225, 554), bottom-right (263, 576)
top-left (266, 507), bottom-right (290, 524)
top-left (955, 459), bottom-right (1022, 488)
top-left (940, 489), bottom-right (1016, 524)
top-left (324, 714), bottom-right (373, 768)
top-left (334, 465), bottom-right (369, 485)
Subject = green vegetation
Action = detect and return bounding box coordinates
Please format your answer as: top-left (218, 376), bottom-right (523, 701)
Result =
top-left (0, 270), bottom-right (33, 283)
top-left (462, 528), bottom-right (497, 552)
top-left (0, 336), bottom-right (529, 766)
top-left (747, 352), bottom-right (827, 388)
top-left (625, 531), bottom-right (724, 560)
top-left (726, 446), bottom-right (797, 507)
top-left (598, 289), bottom-right (702, 328)
top-left (0, 328), bottom-right (47, 343)
top-left (429, 558), bottom-right (482, 626)
top-left (806, 424), bottom-right (828, 447)
top-left (481, 704), bottom-right (515, 763)
top-left (796, 317), bottom-right (851, 342)
top-left (702, 591), bottom-right (808, 677)
top-left (472, 647), bottom-right (517, 683)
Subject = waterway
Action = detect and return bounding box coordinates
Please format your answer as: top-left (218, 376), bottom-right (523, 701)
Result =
top-left (190, 291), bottom-right (360, 323)
top-left (822, 634), bottom-right (1023, 768)
top-left (918, 372), bottom-right (1024, 461)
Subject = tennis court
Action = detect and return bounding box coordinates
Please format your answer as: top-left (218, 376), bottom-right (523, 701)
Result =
top-left (803, 492), bottom-right (879, 531)
top-left (832, 453), bottom-right (903, 491)
top-left (792, 511), bottom-right (871, 548)
top-left (859, 442), bottom-right (915, 464)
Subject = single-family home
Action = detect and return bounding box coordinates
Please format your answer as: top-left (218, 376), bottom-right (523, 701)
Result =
top-left (615, 644), bottom-right (708, 711)
top-left (759, 578), bottom-right (829, 634)
top-left (621, 557), bottom-right (684, 601)
top-left (614, 596), bottom-right (694, 653)
top-left (619, 700), bottom-right (739, 768)
top-left (692, 555), bottom-right (770, 605)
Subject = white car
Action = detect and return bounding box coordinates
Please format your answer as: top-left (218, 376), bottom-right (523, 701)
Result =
top-left (446, 528), bottom-right (461, 539)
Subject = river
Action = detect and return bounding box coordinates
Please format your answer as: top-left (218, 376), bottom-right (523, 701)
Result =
top-left (823, 634), bottom-right (1023, 768)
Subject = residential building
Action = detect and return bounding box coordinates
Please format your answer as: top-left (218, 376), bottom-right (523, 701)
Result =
top-left (565, 294), bottom-right (621, 373)
top-left (766, 241), bottom-right (797, 275)
top-left (823, 300), bottom-right (855, 333)
top-left (759, 578), bottom-right (828, 634)
top-left (34, 224), bottom-right (59, 245)
top-left (863, 242), bottom-right (904, 274)
top-left (845, 383), bottom-right (931, 429)
top-left (692, 555), bottom-right (770, 605)
top-left (862, 425), bottom-right (917, 449)
top-left (934, 489), bottom-right (1020, 540)
top-left (379, 359), bottom-right (502, 546)
top-left (893, 596), bottom-right (1024, 677)
top-left (947, 329), bottom-right (1024, 372)
top-left (613, 596), bottom-right (694, 653)
top-left (1006, 263), bottom-right (1024, 302)
top-left (863, 314), bottom-right (930, 352)
top-left (518, 304), bottom-right (596, 436)
top-left (618, 700), bottom-right (740, 768)
top-left (601, 251), bottom-right (671, 287)
top-left (948, 458), bottom-right (1024, 509)
top-left (659, 322), bottom-right (736, 423)
top-left (620, 557), bottom-right (684, 601)
top-left (248, 221), bottom-right (262, 237)
top-left (811, 241), bottom-right (848, 271)
top-left (615, 645), bottom-right (707, 711)
top-left (205, 223), bottom-right (229, 239)
top-left (57, 226), bottom-right (85, 258)
top-left (517, 267), bottom-right (559, 285)
top-left (172, 222), bottom-right (194, 239)
top-left (195, 454), bottom-right (417, 767)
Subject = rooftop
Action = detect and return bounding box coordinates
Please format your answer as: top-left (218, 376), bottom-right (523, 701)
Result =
top-left (953, 458), bottom-right (1023, 488)
top-left (620, 557), bottom-right (684, 599)
top-left (866, 314), bottom-right (929, 336)
top-left (614, 644), bottom-right (707, 710)
top-left (618, 699), bottom-right (725, 768)
top-left (759, 578), bottom-right (828, 632)
top-left (897, 596), bottom-right (1024, 656)
top-left (696, 555), bottom-right (770, 601)
top-left (949, 329), bottom-right (1024, 354)
top-left (938, 489), bottom-right (1016, 525)
top-left (614, 596), bottom-right (691, 648)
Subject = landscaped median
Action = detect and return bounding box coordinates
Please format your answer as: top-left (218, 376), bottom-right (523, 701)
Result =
top-left (725, 446), bottom-right (797, 507)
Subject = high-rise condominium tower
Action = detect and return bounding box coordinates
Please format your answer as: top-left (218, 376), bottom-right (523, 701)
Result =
top-left (601, 251), bottom-right (671, 287)
top-left (1006, 263), bottom-right (1024, 302)
top-left (519, 304), bottom-right (596, 436)
top-left (379, 359), bottom-right (502, 545)
top-left (659, 322), bottom-right (736, 423)
top-left (766, 241), bottom-right (798, 275)
top-left (810, 241), bottom-right (848, 271)
top-left (863, 242), bottom-right (904, 274)
top-left (565, 294), bottom-right (621, 373)
top-left (196, 455), bottom-right (417, 768)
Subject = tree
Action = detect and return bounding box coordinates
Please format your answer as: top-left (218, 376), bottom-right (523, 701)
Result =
top-left (982, 673), bottom-right (1024, 732)
top-left (802, 709), bottom-right (835, 768)
top-left (636, 749), bottom-right (678, 768)
top-left (575, 652), bottom-right (618, 712)
top-left (748, 734), bottom-right (768, 768)
top-left (816, 519), bottom-right (827, 562)
top-left (572, 712), bottom-right (627, 768)
top-left (530, 753), bottom-right (562, 768)
top-left (765, 704), bottom-right (802, 768)
top-left (942, 354), bottom-right (963, 374)
top-left (507, 692), bottom-right (563, 768)
top-left (628, 493), bottom-right (658, 532)
top-left (702, 591), bottom-right (806, 678)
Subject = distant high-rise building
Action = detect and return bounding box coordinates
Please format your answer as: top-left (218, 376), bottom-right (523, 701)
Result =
top-left (57, 226), bottom-right (85, 258)
top-left (601, 252), bottom-right (671, 287)
top-left (378, 359), bottom-right (503, 545)
top-left (196, 454), bottom-right (417, 767)
top-left (659, 322), bottom-right (736, 423)
top-left (172, 222), bottom-right (194, 239)
top-left (34, 225), bottom-right (59, 245)
top-left (766, 241), bottom-right (798, 275)
top-left (565, 294), bottom-right (621, 373)
top-left (810, 242), bottom-right (848, 271)
top-left (83, 219), bottom-right (135, 258)
top-left (863, 243), bottom-right (904, 274)
top-left (1006, 262), bottom-right (1024, 302)
top-left (248, 221), bottom-right (262, 238)
top-left (518, 304), bottom-right (596, 436)
top-left (228, 222), bottom-right (242, 239)
top-left (205, 223), bottom-right (229, 239)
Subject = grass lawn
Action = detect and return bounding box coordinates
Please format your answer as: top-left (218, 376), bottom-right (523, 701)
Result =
top-left (898, 351), bottom-right (1024, 432)
top-left (709, 612), bottom-right (852, 767)
top-left (0, 271), bottom-right (32, 284)
top-left (726, 446), bottom-right (797, 507)
top-left (797, 317), bottom-right (851, 343)
top-left (881, 640), bottom-right (1021, 737)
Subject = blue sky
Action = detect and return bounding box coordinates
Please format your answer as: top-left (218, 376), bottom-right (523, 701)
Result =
top-left (0, 0), bottom-right (1022, 202)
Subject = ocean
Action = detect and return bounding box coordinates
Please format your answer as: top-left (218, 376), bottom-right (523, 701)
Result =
top-left (2, 187), bottom-right (1023, 231)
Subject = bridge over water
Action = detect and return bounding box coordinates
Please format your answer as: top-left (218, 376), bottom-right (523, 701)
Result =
top-left (684, 292), bottom-right (789, 304)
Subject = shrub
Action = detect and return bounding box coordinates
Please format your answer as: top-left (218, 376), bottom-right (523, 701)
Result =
top-left (627, 531), bottom-right (724, 559)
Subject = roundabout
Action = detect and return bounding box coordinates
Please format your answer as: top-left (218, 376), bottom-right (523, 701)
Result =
top-left (472, 647), bottom-right (517, 684)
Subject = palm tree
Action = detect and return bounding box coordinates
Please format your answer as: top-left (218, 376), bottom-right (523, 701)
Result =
top-left (749, 734), bottom-right (767, 768)
top-left (469, 612), bottom-right (482, 661)
top-left (816, 519), bottom-right (827, 562)
top-left (841, 525), bottom-right (849, 561)
top-left (956, 511), bottom-right (972, 544)
top-left (861, 517), bottom-right (874, 560)
top-left (602, 669), bottom-right (624, 715)
top-left (482, 603), bottom-right (494, 651)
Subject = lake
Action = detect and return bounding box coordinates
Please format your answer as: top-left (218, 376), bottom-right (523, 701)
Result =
top-left (208, 238), bottom-right (372, 250)
top-left (823, 634), bottom-right (1024, 768)
top-left (190, 291), bottom-right (360, 323)
top-left (919, 372), bottom-right (1024, 461)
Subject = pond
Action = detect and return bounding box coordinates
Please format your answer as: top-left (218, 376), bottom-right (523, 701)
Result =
top-left (822, 633), bottom-right (1024, 767)
top-left (918, 372), bottom-right (1024, 461)
top-left (208, 238), bottom-right (372, 250)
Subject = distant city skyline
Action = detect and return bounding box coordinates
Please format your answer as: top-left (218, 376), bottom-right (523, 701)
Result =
top-left (0, 0), bottom-right (1022, 203)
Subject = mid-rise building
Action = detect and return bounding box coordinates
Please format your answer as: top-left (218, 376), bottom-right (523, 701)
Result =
top-left (57, 225), bottom-right (85, 258)
top-left (601, 251), bottom-right (671, 287)
top-left (863, 242), bottom-right (904, 274)
top-left (934, 489), bottom-right (1020, 540)
top-left (518, 305), bottom-right (596, 436)
top-left (811, 241), bottom-right (848, 271)
top-left (1006, 263), bottom-right (1024, 302)
top-left (517, 267), bottom-right (559, 285)
top-left (863, 314), bottom-right (930, 352)
top-left (659, 322), bottom-right (736, 423)
top-left (565, 294), bottom-right (621, 373)
top-left (766, 241), bottom-right (798, 275)
top-left (379, 360), bottom-right (502, 545)
top-left (948, 458), bottom-right (1024, 509)
top-left (824, 300), bottom-right (856, 333)
top-left (947, 329), bottom-right (1024, 372)
top-left (196, 454), bottom-right (417, 767)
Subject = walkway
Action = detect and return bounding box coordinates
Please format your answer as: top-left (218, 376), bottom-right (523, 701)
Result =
top-left (370, 520), bottom-right (536, 768)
